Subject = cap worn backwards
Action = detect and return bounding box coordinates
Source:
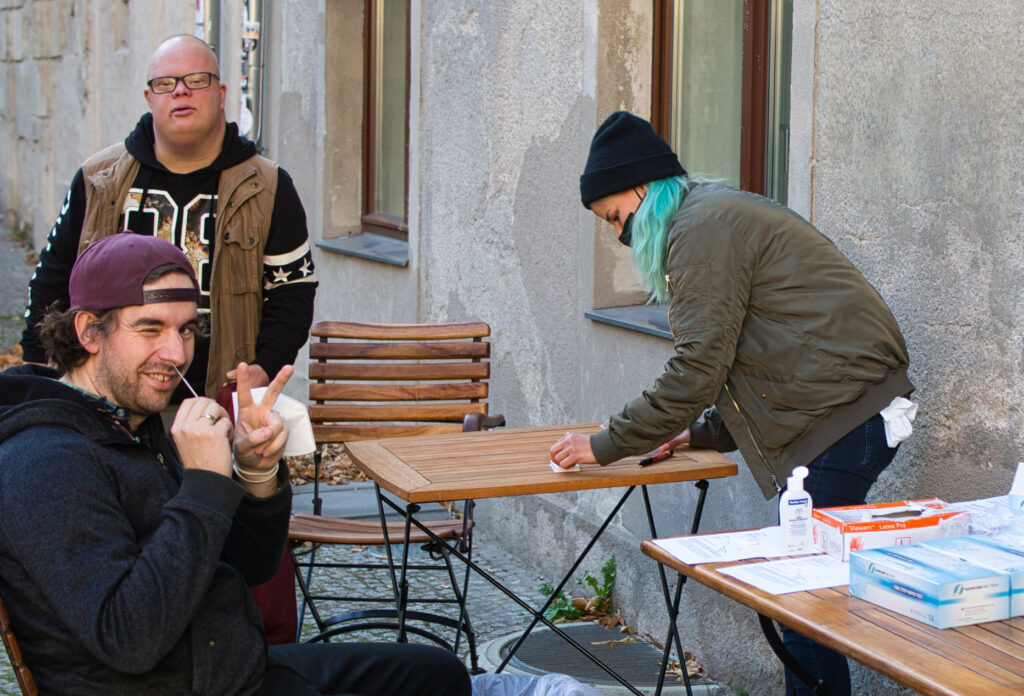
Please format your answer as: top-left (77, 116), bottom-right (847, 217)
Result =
top-left (579, 111), bottom-right (687, 208)
top-left (69, 232), bottom-right (200, 311)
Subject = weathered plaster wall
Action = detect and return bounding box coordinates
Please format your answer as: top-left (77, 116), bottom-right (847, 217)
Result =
top-left (807, 1), bottom-right (1024, 510)
top-left (406, 1), bottom-right (785, 690)
top-left (0, 1), bottom-right (189, 243)
top-left (0, 0), bottom-right (326, 397)
top-left (416, 0), bottom-right (588, 428)
top-left (4, 1), bottom-right (1024, 693)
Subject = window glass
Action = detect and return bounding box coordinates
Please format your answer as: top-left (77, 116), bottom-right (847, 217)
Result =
top-left (766, 0), bottom-right (792, 203)
top-left (670, 0), bottom-right (743, 186)
top-left (664, 0), bottom-right (792, 203)
top-left (372, 0), bottom-right (408, 220)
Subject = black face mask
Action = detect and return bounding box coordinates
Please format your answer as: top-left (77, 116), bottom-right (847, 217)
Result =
top-left (618, 213), bottom-right (635, 247)
top-left (617, 188), bottom-right (646, 247)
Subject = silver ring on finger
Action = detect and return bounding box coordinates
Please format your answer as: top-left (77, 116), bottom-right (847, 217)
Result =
top-left (201, 412), bottom-right (217, 424)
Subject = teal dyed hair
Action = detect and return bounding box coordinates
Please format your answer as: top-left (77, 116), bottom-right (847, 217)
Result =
top-left (630, 176), bottom-right (689, 303)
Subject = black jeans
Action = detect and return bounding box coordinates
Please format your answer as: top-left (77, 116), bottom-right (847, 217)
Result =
top-left (780, 413), bottom-right (899, 696)
top-left (256, 642), bottom-right (471, 696)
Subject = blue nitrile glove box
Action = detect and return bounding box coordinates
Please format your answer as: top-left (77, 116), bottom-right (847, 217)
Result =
top-left (920, 535), bottom-right (1024, 617)
top-left (849, 543), bottom-right (1010, 628)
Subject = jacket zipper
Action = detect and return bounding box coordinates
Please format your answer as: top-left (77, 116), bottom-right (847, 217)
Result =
top-left (724, 383), bottom-right (781, 492)
top-left (665, 274), bottom-right (675, 326)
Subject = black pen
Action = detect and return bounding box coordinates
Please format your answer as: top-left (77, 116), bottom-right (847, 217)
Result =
top-left (638, 449), bottom-right (673, 467)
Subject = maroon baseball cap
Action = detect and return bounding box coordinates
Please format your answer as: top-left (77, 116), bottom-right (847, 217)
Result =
top-left (69, 232), bottom-right (200, 311)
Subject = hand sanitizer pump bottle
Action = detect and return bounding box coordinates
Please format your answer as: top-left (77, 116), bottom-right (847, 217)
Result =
top-left (780, 465), bottom-right (814, 555)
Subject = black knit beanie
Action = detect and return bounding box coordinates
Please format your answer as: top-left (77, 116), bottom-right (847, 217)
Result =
top-left (579, 111), bottom-right (686, 208)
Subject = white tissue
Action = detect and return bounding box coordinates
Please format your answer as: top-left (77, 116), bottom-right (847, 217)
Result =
top-left (232, 388), bottom-right (317, 457)
top-left (550, 460), bottom-right (580, 473)
top-left (879, 396), bottom-right (918, 448)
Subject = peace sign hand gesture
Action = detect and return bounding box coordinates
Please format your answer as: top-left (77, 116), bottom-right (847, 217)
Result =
top-left (232, 363), bottom-right (294, 478)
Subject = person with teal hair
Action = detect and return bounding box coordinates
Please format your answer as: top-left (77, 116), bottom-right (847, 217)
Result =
top-left (550, 111), bottom-right (916, 696)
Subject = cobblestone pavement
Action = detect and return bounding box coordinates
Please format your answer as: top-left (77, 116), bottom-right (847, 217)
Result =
top-left (292, 536), bottom-right (551, 660)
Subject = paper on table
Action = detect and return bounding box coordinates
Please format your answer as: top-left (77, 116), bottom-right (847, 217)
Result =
top-left (944, 495), bottom-right (1008, 514)
top-left (550, 460), bottom-right (580, 473)
top-left (653, 527), bottom-right (781, 565)
top-left (944, 495), bottom-right (1009, 535)
top-left (719, 555), bottom-right (849, 595)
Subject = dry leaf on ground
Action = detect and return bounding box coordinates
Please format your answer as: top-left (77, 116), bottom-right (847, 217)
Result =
top-left (644, 635), bottom-right (708, 680)
top-left (287, 445), bottom-right (368, 486)
top-left (589, 637), bottom-right (637, 650)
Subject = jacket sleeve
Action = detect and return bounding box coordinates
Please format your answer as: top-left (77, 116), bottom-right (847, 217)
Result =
top-left (0, 435), bottom-right (245, 673)
top-left (20, 170), bottom-right (87, 362)
top-left (221, 465), bottom-right (292, 586)
top-left (255, 168), bottom-right (317, 378)
top-left (590, 218), bottom-right (754, 464)
top-left (688, 407), bottom-right (738, 452)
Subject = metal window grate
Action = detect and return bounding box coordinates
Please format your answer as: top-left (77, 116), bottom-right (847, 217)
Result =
top-left (498, 623), bottom-right (704, 690)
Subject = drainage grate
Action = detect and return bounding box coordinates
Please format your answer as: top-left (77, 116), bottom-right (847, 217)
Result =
top-left (499, 623), bottom-right (687, 688)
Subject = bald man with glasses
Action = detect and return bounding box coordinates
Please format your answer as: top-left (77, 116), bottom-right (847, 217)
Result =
top-left (22, 34), bottom-right (317, 405)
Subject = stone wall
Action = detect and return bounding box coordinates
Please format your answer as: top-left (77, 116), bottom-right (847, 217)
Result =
top-left (2, 1), bottom-right (1023, 692)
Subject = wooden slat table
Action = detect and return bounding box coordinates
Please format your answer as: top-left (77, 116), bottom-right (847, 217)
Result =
top-left (349, 423), bottom-right (737, 502)
top-left (641, 540), bottom-right (1024, 696)
top-left (347, 423), bottom-right (737, 695)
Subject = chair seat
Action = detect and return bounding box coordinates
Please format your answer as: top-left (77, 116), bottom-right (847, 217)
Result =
top-left (289, 514), bottom-right (471, 545)
top-left (1, 596), bottom-right (38, 696)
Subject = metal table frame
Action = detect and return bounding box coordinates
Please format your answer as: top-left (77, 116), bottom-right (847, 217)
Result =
top-left (373, 479), bottom-right (712, 695)
top-left (348, 424), bottom-right (737, 696)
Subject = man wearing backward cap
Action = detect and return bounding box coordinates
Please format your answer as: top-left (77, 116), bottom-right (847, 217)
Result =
top-left (0, 233), bottom-right (470, 695)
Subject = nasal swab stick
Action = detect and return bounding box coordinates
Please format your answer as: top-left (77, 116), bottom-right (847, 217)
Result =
top-left (172, 365), bottom-right (200, 398)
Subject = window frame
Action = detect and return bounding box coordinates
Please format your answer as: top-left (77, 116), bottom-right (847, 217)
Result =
top-left (361, 0), bottom-right (411, 240)
top-left (652, 0), bottom-right (776, 197)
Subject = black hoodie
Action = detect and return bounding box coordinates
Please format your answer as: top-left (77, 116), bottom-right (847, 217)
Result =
top-left (20, 115), bottom-right (317, 400)
top-left (0, 364), bottom-right (290, 695)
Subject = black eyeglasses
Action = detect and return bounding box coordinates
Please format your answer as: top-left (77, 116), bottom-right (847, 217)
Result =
top-left (147, 72), bottom-right (219, 94)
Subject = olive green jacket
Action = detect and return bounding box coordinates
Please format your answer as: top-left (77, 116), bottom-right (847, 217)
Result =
top-left (590, 183), bottom-right (913, 498)
top-left (79, 144), bottom-right (278, 397)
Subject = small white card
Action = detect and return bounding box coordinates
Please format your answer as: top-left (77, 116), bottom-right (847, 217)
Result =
top-left (549, 460), bottom-right (580, 473)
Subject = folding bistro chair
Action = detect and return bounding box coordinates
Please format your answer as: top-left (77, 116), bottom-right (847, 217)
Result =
top-left (288, 320), bottom-right (503, 668)
top-left (0, 595), bottom-right (38, 696)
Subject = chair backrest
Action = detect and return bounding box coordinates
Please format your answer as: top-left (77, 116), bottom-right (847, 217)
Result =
top-left (307, 321), bottom-right (495, 444)
top-left (0, 595), bottom-right (38, 696)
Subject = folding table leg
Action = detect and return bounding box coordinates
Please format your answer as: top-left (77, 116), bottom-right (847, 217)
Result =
top-left (449, 499), bottom-right (481, 672)
top-left (374, 486), bottom-right (480, 671)
top-left (376, 488), bottom-right (648, 696)
top-left (496, 485), bottom-right (641, 675)
top-left (396, 501), bottom-right (419, 643)
top-left (645, 479), bottom-right (709, 696)
top-left (375, 483), bottom-right (403, 607)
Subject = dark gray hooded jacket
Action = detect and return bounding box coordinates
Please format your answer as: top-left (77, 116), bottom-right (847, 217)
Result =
top-left (0, 364), bottom-right (290, 695)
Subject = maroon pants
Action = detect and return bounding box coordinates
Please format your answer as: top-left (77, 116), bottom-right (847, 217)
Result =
top-left (252, 548), bottom-right (298, 644)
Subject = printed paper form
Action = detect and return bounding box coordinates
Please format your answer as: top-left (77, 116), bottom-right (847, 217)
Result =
top-left (652, 527), bottom-right (782, 565)
top-left (719, 555), bottom-right (849, 595)
top-left (944, 495), bottom-right (1006, 514)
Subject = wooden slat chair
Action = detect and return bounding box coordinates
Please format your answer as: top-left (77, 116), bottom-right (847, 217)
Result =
top-left (288, 321), bottom-right (503, 668)
top-left (0, 595), bottom-right (38, 696)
